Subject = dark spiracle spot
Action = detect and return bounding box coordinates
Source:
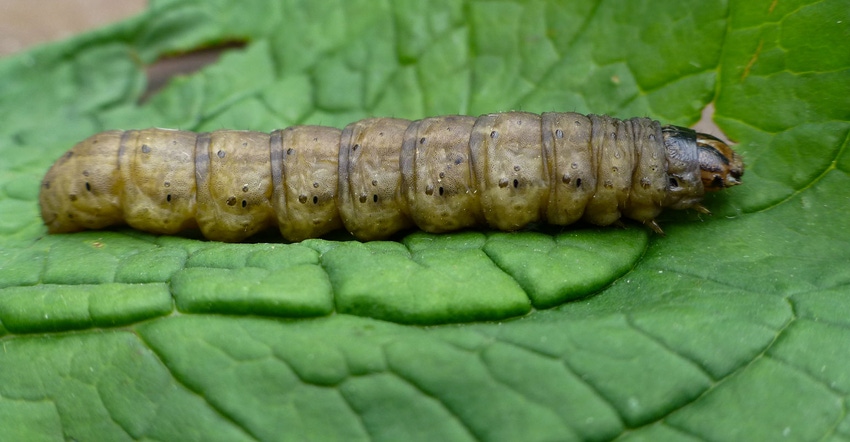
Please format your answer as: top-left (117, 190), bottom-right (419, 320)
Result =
top-left (373, 194), bottom-right (378, 203)
top-left (425, 184), bottom-right (434, 195)
top-left (141, 144), bottom-right (151, 153)
top-left (217, 150), bottom-right (226, 159)
top-left (576, 178), bottom-right (582, 187)
top-left (499, 178), bottom-right (509, 188)
top-left (555, 129), bottom-right (564, 139)
top-left (454, 157), bottom-right (463, 165)
top-left (359, 194), bottom-right (367, 203)
top-left (313, 196), bottom-right (319, 204)
top-left (379, 132), bottom-right (384, 137)
top-left (242, 142), bottom-right (248, 147)
top-left (226, 196), bottom-right (237, 206)
top-left (438, 186), bottom-right (444, 196)
top-left (612, 166), bottom-right (618, 173)
top-left (490, 130), bottom-right (498, 139)
top-left (513, 179), bottom-right (519, 188)
top-left (167, 194), bottom-right (172, 202)
top-left (669, 177), bottom-right (679, 188)
top-left (287, 148), bottom-right (294, 155)
top-left (420, 137), bottom-right (426, 144)
top-left (241, 200), bottom-right (247, 208)
top-left (85, 182), bottom-right (91, 191)
top-left (352, 144), bottom-right (359, 151)
top-left (299, 194), bottom-right (308, 204)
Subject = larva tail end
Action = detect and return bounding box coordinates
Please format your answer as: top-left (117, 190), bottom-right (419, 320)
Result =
top-left (39, 131), bottom-right (126, 235)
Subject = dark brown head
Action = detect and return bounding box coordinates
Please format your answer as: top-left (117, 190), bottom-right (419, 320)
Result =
top-left (695, 132), bottom-right (744, 191)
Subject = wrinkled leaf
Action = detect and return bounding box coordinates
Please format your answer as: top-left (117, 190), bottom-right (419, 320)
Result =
top-left (1, 0), bottom-right (848, 440)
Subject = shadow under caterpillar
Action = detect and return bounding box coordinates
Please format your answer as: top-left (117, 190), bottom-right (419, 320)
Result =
top-left (39, 112), bottom-right (743, 242)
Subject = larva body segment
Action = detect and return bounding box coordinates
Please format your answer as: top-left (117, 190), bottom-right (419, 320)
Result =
top-left (39, 111), bottom-right (744, 242)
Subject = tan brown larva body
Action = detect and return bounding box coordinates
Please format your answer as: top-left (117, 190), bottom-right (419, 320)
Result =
top-left (39, 112), bottom-right (743, 242)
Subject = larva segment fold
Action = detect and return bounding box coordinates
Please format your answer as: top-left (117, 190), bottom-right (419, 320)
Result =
top-left (39, 112), bottom-right (743, 242)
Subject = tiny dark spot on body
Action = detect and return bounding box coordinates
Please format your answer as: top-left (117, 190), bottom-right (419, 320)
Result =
top-left (420, 137), bottom-right (426, 144)
top-left (499, 178), bottom-right (509, 188)
top-left (611, 132), bottom-right (617, 139)
top-left (141, 144), bottom-right (151, 153)
top-left (172, 140), bottom-right (178, 145)
top-left (555, 129), bottom-right (564, 139)
top-left (167, 194), bottom-right (172, 202)
top-left (439, 172), bottom-right (445, 179)
top-left (604, 180), bottom-right (613, 189)
top-left (425, 184), bottom-right (434, 195)
top-left (574, 120), bottom-right (581, 126)
top-left (226, 196), bottom-right (237, 206)
top-left (83, 170), bottom-right (90, 177)
top-left (669, 177), bottom-right (679, 188)
top-left (612, 166), bottom-right (618, 173)
top-left (379, 132), bottom-right (384, 137)
top-left (242, 142), bottom-right (248, 147)
top-left (359, 194), bottom-right (367, 203)
top-left (454, 157), bottom-right (463, 165)
top-left (516, 120), bottom-right (522, 126)
top-left (67, 212), bottom-right (74, 219)
top-left (313, 182), bottom-right (319, 188)
top-left (242, 185), bottom-right (249, 192)
top-left (513, 179), bottom-right (519, 188)
top-left (562, 174), bottom-right (571, 184)
top-left (438, 186), bottom-right (444, 196)
top-left (164, 181), bottom-right (171, 187)
top-left (313, 196), bottom-right (319, 204)
top-left (299, 194), bottom-right (307, 204)
top-left (571, 162), bottom-right (578, 169)
top-left (353, 144), bottom-right (360, 151)
top-left (85, 182), bottom-right (91, 191)
top-left (371, 180), bottom-right (378, 186)
top-left (313, 137), bottom-right (318, 142)
top-left (576, 178), bottom-right (582, 187)
top-left (514, 165), bottom-right (521, 172)
top-left (373, 194), bottom-right (378, 203)
top-left (287, 148), bottom-right (294, 155)
top-left (217, 150), bottom-right (226, 159)
top-left (65, 152), bottom-right (74, 159)
top-left (490, 130), bottom-right (498, 139)
top-left (241, 200), bottom-right (247, 208)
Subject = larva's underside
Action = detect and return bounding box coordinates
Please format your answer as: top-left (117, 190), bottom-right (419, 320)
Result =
top-left (39, 112), bottom-right (744, 242)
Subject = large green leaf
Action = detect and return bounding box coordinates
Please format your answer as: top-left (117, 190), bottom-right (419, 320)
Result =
top-left (1, 0), bottom-right (848, 440)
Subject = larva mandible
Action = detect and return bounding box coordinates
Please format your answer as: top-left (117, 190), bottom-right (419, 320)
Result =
top-left (39, 112), bottom-right (743, 242)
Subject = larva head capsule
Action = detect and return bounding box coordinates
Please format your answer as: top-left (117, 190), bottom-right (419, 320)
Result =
top-left (660, 125), bottom-right (743, 211)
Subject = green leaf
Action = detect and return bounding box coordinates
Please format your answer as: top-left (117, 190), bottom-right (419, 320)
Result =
top-left (1, 0), bottom-right (848, 440)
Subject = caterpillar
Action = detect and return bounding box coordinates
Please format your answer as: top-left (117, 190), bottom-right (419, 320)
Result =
top-left (39, 112), bottom-right (743, 242)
